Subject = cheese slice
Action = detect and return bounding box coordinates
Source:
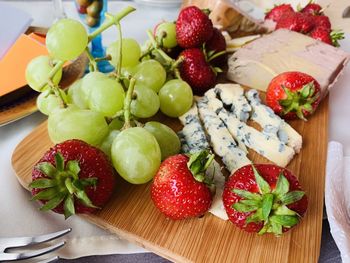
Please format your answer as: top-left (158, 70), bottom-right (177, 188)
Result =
top-left (227, 29), bottom-right (350, 97)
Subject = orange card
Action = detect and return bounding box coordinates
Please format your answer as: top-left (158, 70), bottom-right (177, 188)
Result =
top-left (0, 34), bottom-right (48, 97)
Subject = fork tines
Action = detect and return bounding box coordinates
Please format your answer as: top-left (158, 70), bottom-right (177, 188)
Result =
top-left (0, 228), bottom-right (71, 261)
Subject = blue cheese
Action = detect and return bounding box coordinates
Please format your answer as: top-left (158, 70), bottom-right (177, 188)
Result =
top-left (196, 96), bottom-right (251, 173)
top-left (246, 89), bottom-right (302, 153)
top-left (179, 103), bottom-right (210, 154)
top-left (210, 83), bottom-right (252, 122)
top-left (206, 95), bottom-right (295, 167)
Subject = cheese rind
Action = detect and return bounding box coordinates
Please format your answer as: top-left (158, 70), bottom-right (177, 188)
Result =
top-left (196, 96), bottom-right (251, 173)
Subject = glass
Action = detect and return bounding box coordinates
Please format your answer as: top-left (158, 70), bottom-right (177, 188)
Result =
top-left (52, 0), bottom-right (67, 21)
top-left (75, 0), bottom-right (113, 73)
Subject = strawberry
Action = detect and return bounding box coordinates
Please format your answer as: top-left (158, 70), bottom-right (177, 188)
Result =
top-left (265, 4), bottom-right (294, 22)
top-left (276, 12), bottom-right (315, 33)
top-left (30, 139), bottom-right (116, 218)
top-left (179, 48), bottom-right (217, 94)
top-left (223, 164), bottom-right (308, 235)
top-left (266, 71), bottom-right (321, 121)
top-left (151, 151), bottom-right (215, 220)
top-left (310, 27), bottom-right (332, 45)
top-left (313, 15), bottom-right (331, 31)
top-left (176, 6), bottom-right (214, 48)
top-left (301, 3), bottom-right (323, 15)
top-left (205, 28), bottom-right (227, 66)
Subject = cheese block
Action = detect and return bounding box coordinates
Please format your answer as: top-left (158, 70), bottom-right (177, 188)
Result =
top-left (196, 96), bottom-right (251, 173)
top-left (227, 29), bottom-right (350, 97)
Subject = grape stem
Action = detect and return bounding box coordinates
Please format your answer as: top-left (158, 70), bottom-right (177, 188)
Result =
top-left (95, 55), bottom-right (111, 62)
top-left (48, 80), bottom-right (68, 108)
top-left (85, 47), bottom-right (98, 72)
top-left (116, 22), bottom-right (123, 77)
top-left (123, 77), bottom-right (136, 129)
top-left (88, 7), bottom-right (136, 41)
top-left (37, 60), bottom-right (64, 91)
top-left (146, 30), bottom-right (174, 64)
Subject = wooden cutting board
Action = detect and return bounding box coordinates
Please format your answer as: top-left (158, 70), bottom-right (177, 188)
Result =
top-left (11, 97), bottom-right (328, 263)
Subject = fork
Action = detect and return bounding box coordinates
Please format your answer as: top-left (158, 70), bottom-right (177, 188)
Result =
top-left (0, 228), bottom-right (71, 262)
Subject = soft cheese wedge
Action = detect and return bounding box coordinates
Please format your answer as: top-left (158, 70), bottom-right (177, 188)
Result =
top-left (227, 29), bottom-right (350, 97)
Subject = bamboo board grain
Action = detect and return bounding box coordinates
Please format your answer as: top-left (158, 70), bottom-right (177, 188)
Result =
top-left (11, 97), bottom-right (328, 263)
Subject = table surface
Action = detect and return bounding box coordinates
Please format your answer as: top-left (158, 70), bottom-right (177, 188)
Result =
top-left (0, 0), bottom-right (347, 262)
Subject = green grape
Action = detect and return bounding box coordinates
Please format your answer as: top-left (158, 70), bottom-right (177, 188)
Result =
top-left (67, 79), bottom-right (89, 109)
top-left (111, 127), bottom-right (161, 184)
top-left (159, 79), bottom-right (193, 117)
top-left (134, 60), bottom-right (166, 93)
top-left (109, 118), bottom-right (124, 131)
top-left (48, 106), bottom-right (108, 146)
top-left (88, 77), bottom-right (125, 117)
top-left (99, 130), bottom-right (120, 158)
top-left (130, 85), bottom-right (160, 118)
top-left (25, 56), bottom-right (62, 92)
top-left (80, 71), bottom-right (108, 99)
top-left (155, 22), bottom-right (177, 49)
top-left (37, 90), bottom-right (63, 115)
top-left (106, 38), bottom-right (141, 68)
top-left (144, 121), bottom-right (180, 160)
top-left (46, 18), bottom-right (88, 61)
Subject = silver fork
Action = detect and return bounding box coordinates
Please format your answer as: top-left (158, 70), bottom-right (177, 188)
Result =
top-left (0, 228), bottom-right (71, 262)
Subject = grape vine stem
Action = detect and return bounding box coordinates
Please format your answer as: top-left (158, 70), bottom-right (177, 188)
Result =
top-left (123, 77), bottom-right (136, 129)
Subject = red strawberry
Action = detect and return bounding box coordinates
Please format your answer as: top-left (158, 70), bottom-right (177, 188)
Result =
top-left (223, 164), bottom-right (308, 235)
top-left (301, 3), bottom-right (323, 15)
top-left (30, 139), bottom-right (116, 218)
top-left (179, 48), bottom-right (217, 94)
top-left (151, 151), bottom-right (214, 220)
top-left (266, 71), bottom-right (321, 121)
top-left (313, 15), bottom-right (331, 31)
top-left (265, 4), bottom-right (294, 22)
top-left (205, 28), bottom-right (227, 66)
top-left (276, 12), bottom-right (315, 33)
top-left (176, 6), bottom-right (214, 48)
top-left (310, 27), bottom-right (332, 45)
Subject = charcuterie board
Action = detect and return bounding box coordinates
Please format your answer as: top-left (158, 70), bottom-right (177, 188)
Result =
top-left (12, 95), bottom-right (328, 263)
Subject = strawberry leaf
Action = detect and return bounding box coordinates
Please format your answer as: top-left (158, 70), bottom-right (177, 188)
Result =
top-left (65, 178), bottom-right (75, 195)
top-left (261, 193), bottom-right (274, 221)
top-left (55, 153), bottom-right (65, 171)
top-left (29, 178), bottom-right (57, 189)
top-left (273, 173), bottom-right (289, 197)
top-left (270, 215), bottom-right (299, 227)
top-left (232, 203), bottom-right (257, 213)
top-left (274, 205), bottom-right (297, 216)
top-left (270, 221), bottom-right (282, 235)
top-left (246, 208), bottom-right (263, 224)
top-left (240, 199), bottom-right (261, 207)
top-left (67, 160), bottom-right (80, 179)
top-left (35, 162), bottom-right (57, 178)
top-left (31, 188), bottom-right (58, 201)
top-left (64, 195), bottom-right (75, 219)
top-left (40, 192), bottom-right (66, 212)
top-left (233, 189), bottom-right (262, 201)
top-left (252, 165), bottom-right (271, 194)
top-left (280, 191), bottom-right (305, 205)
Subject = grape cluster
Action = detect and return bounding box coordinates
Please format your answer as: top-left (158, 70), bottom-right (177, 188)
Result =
top-left (25, 7), bottom-right (192, 185)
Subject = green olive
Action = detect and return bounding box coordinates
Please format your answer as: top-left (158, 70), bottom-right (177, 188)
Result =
top-left (86, 1), bottom-right (102, 18)
top-left (86, 15), bottom-right (99, 27)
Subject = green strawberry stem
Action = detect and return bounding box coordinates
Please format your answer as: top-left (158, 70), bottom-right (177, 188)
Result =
top-left (30, 153), bottom-right (99, 219)
top-left (279, 83), bottom-right (319, 121)
top-left (330, 30), bottom-right (345, 47)
top-left (187, 150), bottom-right (216, 193)
top-left (232, 165), bottom-right (305, 236)
top-left (122, 77), bottom-right (136, 129)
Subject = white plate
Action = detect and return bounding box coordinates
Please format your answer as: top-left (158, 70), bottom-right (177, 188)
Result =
top-left (133, 0), bottom-right (182, 7)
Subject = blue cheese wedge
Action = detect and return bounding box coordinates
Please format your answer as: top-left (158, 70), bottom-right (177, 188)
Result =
top-left (205, 94), bottom-right (295, 167)
top-left (246, 89), bottom-right (302, 153)
top-left (196, 96), bottom-right (251, 173)
top-left (179, 103), bottom-right (210, 154)
top-left (211, 83), bottom-right (251, 122)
